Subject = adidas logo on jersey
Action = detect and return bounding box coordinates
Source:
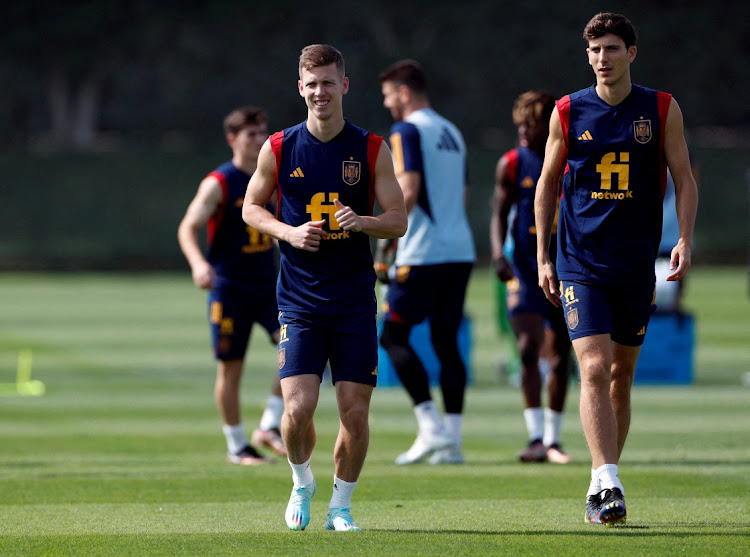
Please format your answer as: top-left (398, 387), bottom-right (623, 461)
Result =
top-left (290, 167), bottom-right (305, 178)
top-left (637, 326), bottom-right (647, 336)
top-left (578, 130), bottom-right (593, 141)
top-left (436, 127), bottom-right (460, 151)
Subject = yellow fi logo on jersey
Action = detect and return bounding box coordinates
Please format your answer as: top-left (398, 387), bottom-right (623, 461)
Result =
top-left (307, 192), bottom-right (341, 229)
top-left (305, 192), bottom-right (350, 239)
top-left (593, 152), bottom-right (633, 200)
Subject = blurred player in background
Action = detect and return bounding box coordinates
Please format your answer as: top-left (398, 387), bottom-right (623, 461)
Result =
top-left (491, 90), bottom-right (573, 464)
top-left (243, 44), bottom-right (407, 532)
top-left (535, 13), bottom-right (698, 525)
top-left (178, 106), bottom-right (286, 466)
top-left (378, 59), bottom-right (476, 465)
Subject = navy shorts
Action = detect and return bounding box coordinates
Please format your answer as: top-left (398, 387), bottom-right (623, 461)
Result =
top-left (384, 262), bottom-right (473, 328)
top-left (505, 268), bottom-right (549, 318)
top-left (560, 280), bottom-right (655, 346)
top-left (208, 281), bottom-right (279, 360)
top-left (507, 271), bottom-right (568, 335)
top-left (277, 311), bottom-right (378, 386)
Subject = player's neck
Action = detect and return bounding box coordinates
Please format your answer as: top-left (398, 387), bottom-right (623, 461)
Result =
top-left (232, 155), bottom-right (257, 175)
top-left (595, 79), bottom-right (632, 106)
top-left (401, 99), bottom-right (430, 120)
top-left (306, 114), bottom-right (345, 143)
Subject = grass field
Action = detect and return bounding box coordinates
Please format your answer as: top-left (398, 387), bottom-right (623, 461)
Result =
top-left (0, 266), bottom-right (748, 556)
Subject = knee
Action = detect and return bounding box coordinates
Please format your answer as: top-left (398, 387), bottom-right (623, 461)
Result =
top-left (610, 362), bottom-right (635, 390)
top-left (380, 321), bottom-right (410, 350)
top-left (579, 355), bottom-right (610, 388)
top-left (517, 337), bottom-right (542, 369)
top-left (519, 344), bottom-right (541, 369)
top-left (338, 404), bottom-right (370, 438)
top-left (430, 325), bottom-right (460, 357)
top-left (284, 398), bottom-right (316, 429)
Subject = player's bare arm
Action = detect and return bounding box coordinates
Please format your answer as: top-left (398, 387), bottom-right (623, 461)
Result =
top-left (395, 169), bottom-right (420, 214)
top-left (177, 176), bottom-right (223, 289)
top-left (243, 140), bottom-right (329, 252)
top-left (663, 98), bottom-right (699, 282)
top-left (534, 108), bottom-right (567, 306)
top-left (335, 141), bottom-right (406, 239)
top-left (491, 154), bottom-right (516, 282)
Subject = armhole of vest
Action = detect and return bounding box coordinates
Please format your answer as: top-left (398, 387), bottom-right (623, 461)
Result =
top-left (505, 149), bottom-right (519, 184)
top-left (206, 171), bottom-right (228, 245)
top-left (270, 131), bottom-right (284, 218)
top-left (367, 133), bottom-right (383, 214)
top-left (556, 96), bottom-right (571, 150)
top-left (657, 92), bottom-right (672, 198)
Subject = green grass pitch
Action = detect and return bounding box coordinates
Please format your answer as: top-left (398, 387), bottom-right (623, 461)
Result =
top-left (0, 267), bottom-right (748, 555)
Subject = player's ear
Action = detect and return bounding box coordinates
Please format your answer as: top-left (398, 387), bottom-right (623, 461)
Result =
top-left (399, 83), bottom-right (411, 102)
top-left (342, 76), bottom-right (350, 95)
top-left (226, 133), bottom-right (236, 147)
top-left (298, 80), bottom-right (304, 97)
top-left (628, 45), bottom-right (637, 63)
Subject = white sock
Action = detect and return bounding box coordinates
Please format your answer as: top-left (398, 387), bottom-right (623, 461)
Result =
top-left (329, 475), bottom-right (357, 509)
top-left (523, 407), bottom-right (544, 442)
top-left (443, 413), bottom-right (462, 447)
top-left (587, 468), bottom-right (601, 498)
top-left (222, 423), bottom-right (249, 454)
top-left (259, 395), bottom-right (284, 431)
top-left (596, 463), bottom-right (624, 494)
top-left (414, 400), bottom-right (444, 434)
top-left (543, 408), bottom-right (564, 447)
top-left (289, 458), bottom-right (314, 487)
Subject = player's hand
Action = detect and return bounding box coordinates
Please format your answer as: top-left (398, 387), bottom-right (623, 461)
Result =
top-left (374, 262), bottom-right (391, 284)
top-left (374, 238), bottom-right (398, 284)
top-left (538, 259), bottom-right (562, 307)
top-left (192, 261), bottom-right (216, 290)
top-left (493, 255), bottom-right (514, 282)
top-left (667, 239), bottom-right (692, 281)
top-left (288, 220), bottom-right (329, 252)
top-left (333, 198), bottom-right (362, 232)
top-left (374, 237), bottom-right (398, 262)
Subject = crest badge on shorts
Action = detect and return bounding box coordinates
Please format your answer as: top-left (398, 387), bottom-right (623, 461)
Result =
top-left (278, 347), bottom-right (286, 369)
top-left (633, 119), bottom-right (652, 144)
top-left (342, 160), bottom-right (361, 185)
top-left (567, 308), bottom-right (579, 330)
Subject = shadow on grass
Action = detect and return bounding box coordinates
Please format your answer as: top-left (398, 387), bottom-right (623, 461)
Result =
top-left (632, 459), bottom-right (750, 466)
top-left (363, 527), bottom-right (750, 536)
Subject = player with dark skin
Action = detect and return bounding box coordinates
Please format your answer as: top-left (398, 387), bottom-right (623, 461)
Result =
top-left (491, 91), bottom-right (572, 464)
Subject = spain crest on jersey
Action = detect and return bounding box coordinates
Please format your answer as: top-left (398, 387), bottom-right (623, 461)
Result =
top-left (342, 160), bottom-right (361, 185)
top-left (633, 119), bottom-right (652, 144)
top-left (566, 308), bottom-right (579, 330)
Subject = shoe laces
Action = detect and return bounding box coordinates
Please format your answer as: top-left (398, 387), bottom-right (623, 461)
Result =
top-left (328, 507), bottom-right (357, 527)
top-left (599, 488), bottom-right (623, 504)
top-left (290, 483), bottom-right (314, 505)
